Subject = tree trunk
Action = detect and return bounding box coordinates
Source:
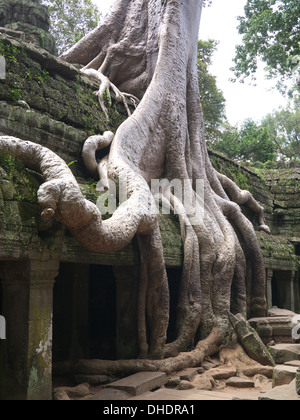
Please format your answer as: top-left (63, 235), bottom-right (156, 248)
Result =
top-left (0, 0), bottom-right (269, 371)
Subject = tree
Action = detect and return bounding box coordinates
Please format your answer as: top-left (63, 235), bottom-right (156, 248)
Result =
top-left (0, 0), bottom-right (270, 373)
top-left (239, 119), bottom-right (277, 162)
top-left (262, 97), bottom-right (300, 159)
top-left (212, 122), bottom-right (241, 159)
top-left (232, 0), bottom-right (300, 91)
top-left (197, 40), bottom-right (226, 144)
top-left (42, 0), bottom-right (101, 55)
top-left (213, 119), bottom-right (276, 163)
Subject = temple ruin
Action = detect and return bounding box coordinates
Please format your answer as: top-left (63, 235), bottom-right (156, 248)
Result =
top-left (0, 0), bottom-right (299, 400)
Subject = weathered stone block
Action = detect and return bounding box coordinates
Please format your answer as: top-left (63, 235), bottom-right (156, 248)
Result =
top-left (273, 365), bottom-right (298, 388)
top-left (106, 372), bottom-right (168, 396)
top-left (226, 377), bottom-right (255, 388)
top-left (269, 344), bottom-right (300, 364)
top-left (229, 312), bottom-right (275, 366)
top-left (192, 374), bottom-right (214, 391)
top-left (177, 380), bottom-right (195, 390)
top-left (249, 316), bottom-right (297, 344)
top-left (177, 367), bottom-right (199, 382)
top-left (209, 367), bottom-right (237, 380)
top-left (259, 380), bottom-right (300, 400)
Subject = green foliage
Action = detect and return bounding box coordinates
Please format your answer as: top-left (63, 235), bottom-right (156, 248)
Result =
top-left (67, 160), bottom-right (78, 167)
top-left (213, 119), bottom-right (277, 163)
top-left (212, 96), bottom-right (299, 164)
top-left (210, 154), bottom-right (253, 192)
top-left (232, 0), bottom-right (300, 92)
top-left (103, 88), bottom-right (112, 108)
top-left (261, 96), bottom-right (300, 159)
top-left (11, 85), bottom-right (22, 103)
top-left (25, 69), bottom-right (50, 85)
top-left (80, 180), bottom-right (99, 204)
top-left (0, 154), bottom-right (39, 204)
top-left (197, 40), bottom-right (226, 143)
top-left (42, 0), bottom-right (102, 55)
top-left (0, 42), bottom-right (22, 63)
top-left (0, 153), bottom-right (24, 175)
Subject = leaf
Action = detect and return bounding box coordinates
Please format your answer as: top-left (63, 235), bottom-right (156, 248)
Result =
top-left (67, 160), bottom-right (77, 167)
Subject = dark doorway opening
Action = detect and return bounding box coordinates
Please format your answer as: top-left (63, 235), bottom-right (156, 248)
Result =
top-left (89, 265), bottom-right (116, 360)
top-left (271, 270), bottom-right (293, 310)
top-left (52, 263), bottom-right (117, 363)
top-left (166, 267), bottom-right (182, 343)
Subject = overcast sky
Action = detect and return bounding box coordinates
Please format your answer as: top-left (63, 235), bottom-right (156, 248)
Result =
top-left (92, 0), bottom-right (288, 126)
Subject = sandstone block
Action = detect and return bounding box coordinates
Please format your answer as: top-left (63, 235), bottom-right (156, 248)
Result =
top-left (226, 377), bottom-right (255, 388)
top-left (273, 365), bottom-right (298, 388)
top-left (106, 372), bottom-right (168, 396)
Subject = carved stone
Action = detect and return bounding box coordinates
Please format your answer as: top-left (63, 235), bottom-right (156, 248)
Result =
top-left (228, 312), bottom-right (275, 367)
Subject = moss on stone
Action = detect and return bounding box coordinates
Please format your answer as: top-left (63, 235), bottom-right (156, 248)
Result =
top-left (209, 152), bottom-right (254, 193)
top-left (0, 36), bottom-right (128, 135)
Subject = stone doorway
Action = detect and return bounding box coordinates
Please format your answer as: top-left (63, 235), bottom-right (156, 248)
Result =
top-left (52, 263), bottom-right (118, 363)
top-left (271, 270), bottom-right (296, 311)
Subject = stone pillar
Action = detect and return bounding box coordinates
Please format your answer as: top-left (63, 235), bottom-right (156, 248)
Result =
top-left (266, 269), bottom-right (273, 309)
top-left (0, 259), bottom-right (59, 400)
top-left (290, 271), bottom-right (296, 313)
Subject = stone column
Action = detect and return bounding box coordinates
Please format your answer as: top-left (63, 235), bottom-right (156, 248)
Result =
top-left (290, 271), bottom-right (296, 313)
top-left (266, 268), bottom-right (273, 310)
top-left (0, 259), bottom-right (59, 400)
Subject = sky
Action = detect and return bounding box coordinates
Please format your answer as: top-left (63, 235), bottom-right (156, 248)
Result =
top-left (92, 0), bottom-right (288, 126)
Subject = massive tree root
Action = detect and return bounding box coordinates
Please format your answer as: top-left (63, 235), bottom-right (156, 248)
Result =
top-left (54, 327), bottom-right (224, 376)
top-left (0, 0), bottom-right (270, 375)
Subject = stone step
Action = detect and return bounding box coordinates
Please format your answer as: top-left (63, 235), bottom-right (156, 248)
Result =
top-left (225, 377), bottom-right (255, 388)
top-left (106, 372), bottom-right (168, 396)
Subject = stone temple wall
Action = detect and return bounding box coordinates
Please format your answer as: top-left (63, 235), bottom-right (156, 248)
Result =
top-left (0, 33), bottom-right (299, 399)
top-left (0, 0), bottom-right (56, 55)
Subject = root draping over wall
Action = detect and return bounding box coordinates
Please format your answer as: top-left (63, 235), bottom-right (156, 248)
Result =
top-left (0, 0), bottom-right (270, 372)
